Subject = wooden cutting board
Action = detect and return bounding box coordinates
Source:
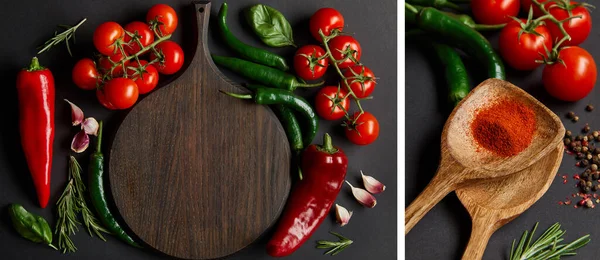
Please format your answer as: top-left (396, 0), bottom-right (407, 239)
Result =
top-left (108, 1), bottom-right (292, 259)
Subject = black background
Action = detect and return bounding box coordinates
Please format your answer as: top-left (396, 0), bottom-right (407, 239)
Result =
top-left (0, 0), bottom-right (397, 259)
top-left (405, 2), bottom-right (600, 260)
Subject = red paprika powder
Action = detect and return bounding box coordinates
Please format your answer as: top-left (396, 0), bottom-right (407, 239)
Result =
top-left (471, 98), bottom-right (536, 157)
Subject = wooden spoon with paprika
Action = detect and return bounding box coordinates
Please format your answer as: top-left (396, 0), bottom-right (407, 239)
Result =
top-left (405, 78), bottom-right (564, 234)
top-left (457, 144), bottom-right (563, 260)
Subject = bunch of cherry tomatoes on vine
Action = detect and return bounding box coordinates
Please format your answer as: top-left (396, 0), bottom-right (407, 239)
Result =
top-left (473, 0), bottom-right (595, 102)
top-left (72, 4), bottom-right (184, 109)
top-left (296, 8), bottom-right (379, 145)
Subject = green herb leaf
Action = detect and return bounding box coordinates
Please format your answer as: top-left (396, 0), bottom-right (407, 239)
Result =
top-left (37, 18), bottom-right (86, 56)
top-left (508, 222), bottom-right (590, 260)
top-left (316, 231), bottom-right (353, 256)
top-left (245, 4), bottom-right (296, 48)
top-left (9, 204), bottom-right (55, 249)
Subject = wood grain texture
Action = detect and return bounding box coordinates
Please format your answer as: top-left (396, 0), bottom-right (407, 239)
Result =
top-left (405, 79), bottom-right (565, 235)
top-left (457, 144), bottom-right (563, 260)
top-left (108, 2), bottom-right (291, 259)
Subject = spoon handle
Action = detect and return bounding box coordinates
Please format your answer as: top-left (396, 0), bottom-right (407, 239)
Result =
top-left (462, 213), bottom-right (498, 260)
top-left (405, 172), bottom-right (457, 234)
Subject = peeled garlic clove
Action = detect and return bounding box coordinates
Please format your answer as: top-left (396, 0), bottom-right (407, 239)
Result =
top-left (65, 99), bottom-right (84, 126)
top-left (335, 204), bottom-right (353, 227)
top-left (361, 170), bottom-right (386, 194)
top-left (71, 130), bottom-right (90, 153)
top-left (82, 117), bottom-right (99, 136)
top-left (345, 180), bottom-right (377, 208)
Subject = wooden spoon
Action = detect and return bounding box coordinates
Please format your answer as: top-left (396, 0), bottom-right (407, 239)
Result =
top-left (405, 78), bottom-right (564, 234)
top-left (457, 144), bottom-right (564, 260)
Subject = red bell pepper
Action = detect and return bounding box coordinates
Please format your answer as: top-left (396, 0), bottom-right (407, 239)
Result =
top-left (267, 133), bottom-right (348, 257)
top-left (16, 57), bottom-right (55, 208)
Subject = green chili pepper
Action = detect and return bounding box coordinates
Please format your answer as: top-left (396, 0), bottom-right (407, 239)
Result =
top-left (406, 0), bottom-right (462, 11)
top-left (431, 43), bottom-right (470, 106)
top-left (408, 6), bottom-right (505, 80)
top-left (221, 87), bottom-right (318, 147)
top-left (9, 203), bottom-right (57, 250)
top-left (406, 4), bottom-right (505, 31)
top-left (212, 55), bottom-right (324, 91)
top-left (88, 122), bottom-right (140, 248)
top-left (218, 3), bottom-right (289, 71)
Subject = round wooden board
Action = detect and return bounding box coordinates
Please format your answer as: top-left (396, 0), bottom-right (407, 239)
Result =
top-left (108, 2), bottom-right (291, 259)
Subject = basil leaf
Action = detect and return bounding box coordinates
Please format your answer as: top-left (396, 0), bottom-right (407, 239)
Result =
top-left (246, 4), bottom-right (296, 48)
top-left (9, 204), bottom-right (53, 246)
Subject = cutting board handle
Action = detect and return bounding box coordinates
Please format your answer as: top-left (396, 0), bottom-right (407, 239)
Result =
top-left (191, 1), bottom-right (213, 68)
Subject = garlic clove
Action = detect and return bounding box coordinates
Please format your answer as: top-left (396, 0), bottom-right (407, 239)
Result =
top-left (64, 99), bottom-right (84, 126)
top-left (82, 117), bottom-right (99, 136)
top-left (71, 130), bottom-right (90, 153)
top-left (335, 204), bottom-right (353, 227)
top-left (361, 170), bottom-right (386, 194)
top-left (345, 180), bottom-right (377, 208)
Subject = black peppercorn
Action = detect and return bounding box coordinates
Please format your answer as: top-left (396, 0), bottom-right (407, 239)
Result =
top-left (566, 130), bottom-right (573, 137)
top-left (583, 160), bottom-right (590, 166)
top-left (576, 135), bottom-right (583, 141)
top-left (592, 164), bottom-right (598, 171)
top-left (595, 148), bottom-right (600, 154)
top-left (588, 134), bottom-right (594, 141)
top-left (593, 185), bottom-right (598, 191)
top-left (584, 186), bottom-right (592, 193)
top-left (568, 111), bottom-right (576, 119)
top-left (586, 104), bottom-right (594, 111)
top-left (565, 138), bottom-right (572, 145)
top-left (583, 125), bottom-right (591, 133)
top-left (582, 171), bottom-right (590, 178)
top-left (583, 146), bottom-right (590, 153)
top-left (593, 172), bottom-right (599, 180)
top-left (574, 116), bottom-right (580, 122)
top-left (574, 146), bottom-right (583, 152)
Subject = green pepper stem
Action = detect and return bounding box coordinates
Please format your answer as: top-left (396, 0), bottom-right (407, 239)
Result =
top-left (473, 23), bottom-right (506, 31)
top-left (295, 80), bottom-right (325, 88)
top-left (405, 3), bottom-right (418, 14)
top-left (26, 57), bottom-right (45, 71)
top-left (219, 90), bottom-right (253, 99)
top-left (96, 121), bottom-right (103, 154)
top-left (318, 133), bottom-right (338, 154)
top-left (48, 244), bottom-right (58, 250)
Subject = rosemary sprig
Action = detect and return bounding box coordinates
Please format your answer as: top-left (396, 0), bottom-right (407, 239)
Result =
top-left (55, 156), bottom-right (110, 253)
top-left (509, 222), bottom-right (590, 260)
top-left (37, 18), bottom-right (86, 56)
top-left (316, 231), bottom-right (353, 256)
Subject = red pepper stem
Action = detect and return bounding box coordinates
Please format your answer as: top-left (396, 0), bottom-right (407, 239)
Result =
top-left (317, 133), bottom-right (338, 154)
top-left (96, 121), bottom-right (103, 154)
top-left (26, 57), bottom-right (45, 72)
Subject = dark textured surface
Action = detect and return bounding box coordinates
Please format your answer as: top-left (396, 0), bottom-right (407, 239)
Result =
top-left (0, 0), bottom-right (397, 259)
top-left (406, 5), bottom-right (600, 260)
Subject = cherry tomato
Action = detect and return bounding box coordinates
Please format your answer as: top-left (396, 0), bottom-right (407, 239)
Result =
top-left (546, 2), bottom-right (591, 46)
top-left (499, 19), bottom-right (553, 70)
top-left (72, 58), bottom-right (100, 90)
top-left (104, 78), bottom-right (139, 109)
top-left (328, 35), bottom-right (361, 69)
top-left (520, 0), bottom-right (549, 17)
top-left (98, 52), bottom-right (130, 76)
top-left (146, 4), bottom-right (178, 36)
top-left (543, 46), bottom-right (597, 101)
top-left (343, 65), bottom-right (376, 98)
top-left (315, 86), bottom-right (350, 121)
top-left (93, 22), bottom-right (124, 56)
top-left (123, 21), bottom-right (155, 54)
top-left (344, 111), bottom-right (379, 145)
top-left (471, 0), bottom-right (519, 25)
top-left (150, 40), bottom-right (184, 75)
top-left (309, 8), bottom-right (344, 42)
top-left (128, 60), bottom-right (159, 94)
top-left (294, 45), bottom-right (329, 81)
top-left (96, 88), bottom-right (117, 110)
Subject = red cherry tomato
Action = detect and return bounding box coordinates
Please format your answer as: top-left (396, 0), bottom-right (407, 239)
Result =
top-left (294, 45), bottom-right (329, 81)
top-left (128, 60), bottom-right (159, 94)
top-left (98, 52), bottom-right (130, 76)
top-left (315, 86), bottom-right (350, 121)
top-left (93, 22), bottom-right (124, 56)
top-left (471, 0), bottom-right (519, 25)
top-left (123, 21), bottom-right (155, 54)
top-left (328, 35), bottom-right (361, 69)
top-left (104, 78), bottom-right (139, 109)
top-left (150, 40), bottom-right (184, 75)
top-left (343, 65), bottom-right (376, 98)
top-left (96, 88), bottom-right (117, 110)
top-left (499, 19), bottom-right (553, 70)
top-left (543, 46), bottom-right (596, 101)
top-left (344, 111), bottom-right (379, 145)
top-left (72, 58), bottom-right (100, 90)
top-left (546, 2), bottom-right (591, 46)
top-left (309, 8), bottom-right (344, 42)
top-left (520, 0), bottom-right (549, 17)
top-left (146, 4), bottom-right (178, 36)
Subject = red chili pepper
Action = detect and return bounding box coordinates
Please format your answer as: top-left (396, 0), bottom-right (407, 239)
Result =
top-left (16, 57), bottom-right (55, 208)
top-left (267, 133), bottom-right (348, 257)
